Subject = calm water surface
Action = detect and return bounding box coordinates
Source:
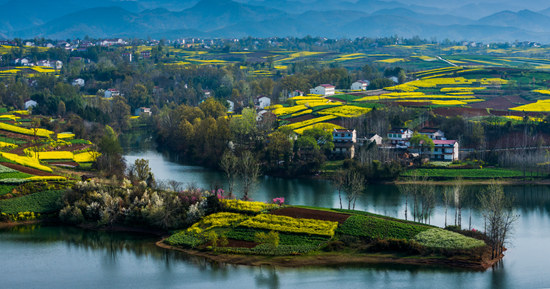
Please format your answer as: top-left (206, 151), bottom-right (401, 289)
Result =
top-left (0, 150), bottom-right (549, 288)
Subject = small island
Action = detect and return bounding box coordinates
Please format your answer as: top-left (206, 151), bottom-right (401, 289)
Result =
top-left (160, 199), bottom-right (501, 270)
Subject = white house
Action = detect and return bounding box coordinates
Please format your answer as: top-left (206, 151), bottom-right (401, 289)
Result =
top-left (37, 60), bottom-right (51, 67)
top-left (255, 96), bottom-right (271, 109)
top-left (419, 128), bottom-right (446, 140)
top-left (358, 133), bottom-right (383, 146)
top-left (310, 84), bottom-right (335, 96)
top-left (24, 100), bottom-right (37, 109)
top-left (72, 78), bottom-right (85, 87)
top-left (332, 129), bottom-right (357, 158)
top-left (15, 58), bottom-right (30, 66)
top-left (134, 107), bottom-right (152, 116)
top-left (389, 76), bottom-right (399, 83)
top-left (431, 140), bottom-right (459, 161)
top-left (289, 90), bottom-right (304, 98)
top-left (104, 89), bottom-right (120, 98)
top-left (55, 60), bottom-right (63, 69)
top-left (387, 128), bottom-right (413, 148)
top-left (227, 100), bottom-right (235, 113)
top-left (351, 80), bottom-right (369, 91)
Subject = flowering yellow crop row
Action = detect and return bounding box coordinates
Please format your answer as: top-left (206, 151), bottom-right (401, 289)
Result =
top-left (291, 109), bottom-right (313, 118)
top-left (0, 122), bottom-right (53, 137)
top-left (11, 110), bottom-right (29, 115)
top-left (271, 105), bottom-right (308, 116)
top-left (510, 100), bottom-right (550, 112)
top-left (357, 94), bottom-right (476, 101)
top-left (376, 58), bottom-right (407, 63)
top-left (186, 212), bottom-right (249, 234)
top-left (533, 89), bottom-right (550, 95)
top-left (442, 46), bottom-right (468, 51)
top-left (446, 92), bottom-right (474, 95)
top-left (317, 105), bottom-right (371, 118)
top-left (26, 176), bottom-right (67, 181)
top-left (294, 122), bottom-right (345, 134)
top-left (265, 104), bottom-right (283, 110)
top-left (0, 152), bottom-right (52, 172)
top-left (296, 100), bottom-right (342, 108)
top-left (31, 66), bottom-right (56, 73)
top-left (0, 141), bottom-right (17, 148)
top-left (384, 84), bottom-right (418, 92)
top-left (284, 115), bottom-right (338, 130)
top-left (73, 151), bottom-right (100, 163)
top-left (289, 96), bottom-right (326, 101)
top-left (240, 214), bottom-right (338, 237)
top-left (441, 87), bottom-right (487, 92)
top-left (27, 150), bottom-right (100, 162)
top-left (57, 133), bottom-right (75, 139)
top-left (221, 199), bottom-right (276, 213)
top-left (0, 114), bottom-right (20, 121)
top-left (504, 115), bottom-right (543, 122)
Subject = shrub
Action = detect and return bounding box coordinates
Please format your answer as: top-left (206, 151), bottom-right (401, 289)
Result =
top-left (413, 228), bottom-right (486, 250)
top-left (337, 215), bottom-right (430, 240)
top-left (165, 231), bottom-right (204, 248)
top-left (59, 206), bottom-right (84, 224)
top-left (254, 231), bottom-right (279, 248)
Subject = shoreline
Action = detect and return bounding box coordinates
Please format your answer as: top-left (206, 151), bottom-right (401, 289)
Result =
top-left (1, 220), bottom-right (502, 271)
top-left (155, 238), bottom-right (502, 271)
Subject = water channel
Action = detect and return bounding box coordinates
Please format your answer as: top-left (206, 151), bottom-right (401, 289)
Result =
top-left (1, 149), bottom-right (550, 288)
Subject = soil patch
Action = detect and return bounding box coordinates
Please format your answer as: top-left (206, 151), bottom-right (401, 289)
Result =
top-left (222, 239), bottom-right (258, 248)
top-left (49, 161), bottom-right (79, 168)
top-left (270, 207), bottom-right (351, 224)
top-left (0, 162), bottom-right (56, 176)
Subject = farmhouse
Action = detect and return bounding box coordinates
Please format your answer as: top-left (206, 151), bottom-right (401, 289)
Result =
top-left (310, 84), bottom-right (335, 96)
top-left (71, 78), bottom-right (85, 87)
top-left (332, 129), bottom-right (357, 158)
top-left (134, 107), bottom-right (152, 116)
top-left (387, 128), bottom-right (413, 148)
top-left (24, 99), bottom-right (37, 109)
top-left (351, 80), bottom-right (369, 91)
top-left (419, 127), bottom-right (445, 140)
top-left (255, 96), bottom-right (271, 109)
top-left (431, 140), bottom-right (459, 161)
top-left (104, 89), bottom-right (120, 98)
top-left (358, 133), bottom-right (383, 146)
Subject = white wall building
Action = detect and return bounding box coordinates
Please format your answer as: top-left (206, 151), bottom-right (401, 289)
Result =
top-left (351, 80), bottom-right (369, 91)
top-left (310, 84), bottom-right (335, 96)
top-left (255, 96), bottom-right (271, 109)
top-left (431, 140), bottom-right (459, 161)
top-left (72, 78), bottom-right (85, 87)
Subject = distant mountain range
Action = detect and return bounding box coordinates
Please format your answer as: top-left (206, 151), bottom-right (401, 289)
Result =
top-left (3, 0), bottom-right (550, 42)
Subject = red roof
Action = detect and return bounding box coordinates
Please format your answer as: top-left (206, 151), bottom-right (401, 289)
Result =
top-left (434, 140), bottom-right (457, 145)
top-left (320, 84), bottom-right (335, 88)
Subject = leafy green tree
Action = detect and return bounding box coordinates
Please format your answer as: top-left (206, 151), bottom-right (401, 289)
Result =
top-left (409, 132), bottom-right (434, 159)
top-left (95, 125), bottom-right (125, 178)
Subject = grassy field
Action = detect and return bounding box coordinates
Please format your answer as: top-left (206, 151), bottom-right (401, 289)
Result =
top-left (401, 168), bottom-right (524, 179)
top-left (0, 190), bottom-right (64, 214)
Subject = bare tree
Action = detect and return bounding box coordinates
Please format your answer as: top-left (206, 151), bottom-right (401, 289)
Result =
top-left (397, 171), bottom-right (420, 221)
top-left (443, 186), bottom-right (453, 227)
top-left (332, 169), bottom-right (345, 209)
top-left (478, 180), bottom-right (518, 259)
top-left (239, 150), bottom-right (261, 201)
top-left (343, 169), bottom-right (365, 210)
top-left (453, 177), bottom-right (464, 227)
top-left (220, 150), bottom-right (238, 196)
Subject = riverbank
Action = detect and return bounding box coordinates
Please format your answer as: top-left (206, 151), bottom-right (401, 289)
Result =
top-left (156, 238), bottom-right (502, 271)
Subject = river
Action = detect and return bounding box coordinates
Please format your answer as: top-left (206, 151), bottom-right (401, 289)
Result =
top-left (1, 149), bottom-right (549, 288)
